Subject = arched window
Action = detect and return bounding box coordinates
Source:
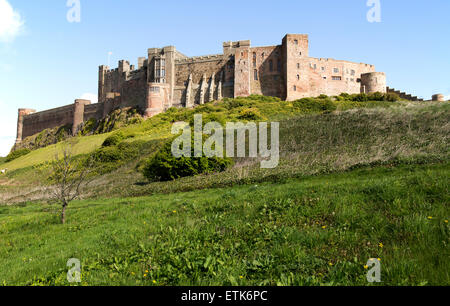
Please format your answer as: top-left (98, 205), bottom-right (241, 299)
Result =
top-left (254, 69), bottom-right (258, 81)
top-left (297, 74), bottom-right (300, 80)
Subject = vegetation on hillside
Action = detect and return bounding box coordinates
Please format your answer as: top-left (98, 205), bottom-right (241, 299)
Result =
top-left (0, 162), bottom-right (448, 285)
top-left (0, 97), bottom-right (448, 204)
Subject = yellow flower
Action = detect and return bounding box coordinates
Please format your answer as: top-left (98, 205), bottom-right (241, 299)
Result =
top-left (322, 226), bottom-right (327, 229)
top-left (144, 274), bottom-right (147, 277)
top-left (145, 270), bottom-right (149, 273)
top-left (377, 258), bottom-right (381, 261)
top-left (364, 265), bottom-right (369, 269)
top-left (379, 243), bottom-right (384, 248)
top-left (239, 276), bottom-right (244, 279)
top-left (173, 211), bottom-right (177, 213)
top-left (328, 262), bottom-right (333, 266)
top-left (131, 272), bottom-right (135, 275)
top-left (427, 216), bottom-right (433, 220)
top-left (445, 220), bottom-right (448, 223)
top-left (153, 280), bottom-right (157, 284)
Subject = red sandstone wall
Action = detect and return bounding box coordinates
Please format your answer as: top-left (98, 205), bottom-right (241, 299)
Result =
top-left (22, 104), bottom-right (74, 139)
top-left (249, 46), bottom-right (285, 98)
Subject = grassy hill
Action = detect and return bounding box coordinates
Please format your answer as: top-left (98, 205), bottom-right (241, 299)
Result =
top-left (0, 162), bottom-right (448, 285)
top-left (0, 95), bottom-right (448, 286)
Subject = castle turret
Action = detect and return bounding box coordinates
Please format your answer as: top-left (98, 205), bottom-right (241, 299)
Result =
top-left (432, 94), bottom-right (445, 102)
top-left (15, 108), bottom-right (36, 144)
top-left (72, 99), bottom-right (91, 136)
top-left (360, 72), bottom-right (387, 94)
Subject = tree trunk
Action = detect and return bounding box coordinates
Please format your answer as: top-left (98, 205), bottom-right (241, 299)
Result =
top-left (61, 203), bottom-right (67, 224)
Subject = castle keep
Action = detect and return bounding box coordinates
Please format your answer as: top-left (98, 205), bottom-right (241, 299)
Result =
top-left (15, 34), bottom-right (387, 144)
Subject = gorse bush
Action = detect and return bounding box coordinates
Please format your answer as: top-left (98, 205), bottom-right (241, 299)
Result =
top-left (102, 132), bottom-right (125, 147)
top-left (6, 149), bottom-right (31, 162)
top-left (293, 97), bottom-right (337, 113)
top-left (143, 139), bottom-right (233, 182)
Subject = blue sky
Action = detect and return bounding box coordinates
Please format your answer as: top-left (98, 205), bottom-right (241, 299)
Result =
top-left (0, 0), bottom-right (449, 156)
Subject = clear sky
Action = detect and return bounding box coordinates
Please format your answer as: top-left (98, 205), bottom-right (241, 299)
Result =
top-left (0, 0), bottom-right (449, 156)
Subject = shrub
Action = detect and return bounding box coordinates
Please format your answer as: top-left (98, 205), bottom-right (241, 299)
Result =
top-left (293, 98), bottom-right (337, 113)
top-left (6, 148), bottom-right (31, 162)
top-left (317, 94), bottom-right (329, 99)
top-left (102, 132), bottom-right (125, 147)
top-left (143, 139), bottom-right (233, 182)
top-left (237, 108), bottom-right (266, 121)
top-left (367, 92), bottom-right (385, 101)
top-left (384, 93), bottom-right (400, 102)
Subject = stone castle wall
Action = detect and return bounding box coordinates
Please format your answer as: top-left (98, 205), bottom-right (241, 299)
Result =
top-left (16, 33), bottom-right (388, 144)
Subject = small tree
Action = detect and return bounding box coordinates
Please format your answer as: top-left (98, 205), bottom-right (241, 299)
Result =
top-left (49, 145), bottom-right (92, 224)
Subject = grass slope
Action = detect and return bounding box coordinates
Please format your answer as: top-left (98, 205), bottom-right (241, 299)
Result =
top-left (0, 162), bottom-right (448, 286)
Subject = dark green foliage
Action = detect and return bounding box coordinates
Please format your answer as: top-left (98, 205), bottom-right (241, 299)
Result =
top-left (6, 148), bottom-right (31, 162)
top-left (293, 97), bottom-right (337, 113)
top-left (143, 140), bottom-right (233, 182)
top-left (102, 132), bottom-right (125, 147)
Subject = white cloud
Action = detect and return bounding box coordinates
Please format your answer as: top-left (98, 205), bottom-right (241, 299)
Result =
top-left (444, 95), bottom-right (450, 101)
top-left (81, 93), bottom-right (98, 104)
top-left (0, 0), bottom-right (24, 43)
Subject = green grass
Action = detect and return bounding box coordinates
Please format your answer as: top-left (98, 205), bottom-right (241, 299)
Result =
top-left (0, 162), bottom-right (448, 286)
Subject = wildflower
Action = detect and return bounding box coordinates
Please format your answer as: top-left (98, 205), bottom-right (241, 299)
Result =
top-left (328, 262), bottom-right (333, 266)
top-left (153, 280), bottom-right (157, 284)
top-left (379, 243), bottom-right (384, 248)
top-left (322, 226), bottom-right (327, 229)
top-left (364, 265), bottom-right (369, 269)
top-left (131, 272), bottom-right (135, 275)
top-left (445, 220), bottom-right (448, 223)
top-left (144, 274), bottom-right (147, 277)
top-left (145, 270), bottom-right (149, 273)
top-left (377, 258), bottom-right (381, 261)
top-left (173, 211), bottom-right (177, 213)
top-left (240, 276), bottom-right (244, 279)
top-left (427, 216), bottom-right (433, 220)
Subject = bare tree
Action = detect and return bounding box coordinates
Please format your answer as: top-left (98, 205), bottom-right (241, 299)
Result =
top-left (49, 145), bottom-right (93, 224)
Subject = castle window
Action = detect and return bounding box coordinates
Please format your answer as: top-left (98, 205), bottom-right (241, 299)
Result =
top-left (161, 59), bottom-right (165, 67)
top-left (253, 52), bottom-right (256, 60)
top-left (332, 76), bottom-right (342, 81)
top-left (297, 63), bottom-right (300, 69)
top-left (314, 64), bottom-right (317, 69)
top-left (269, 60), bottom-right (273, 72)
top-left (299, 52), bottom-right (302, 56)
top-left (293, 85), bottom-right (297, 91)
top-left (277, 60), bottom-right (281, 72)
top-left (323, 76), bottom-right (327, 79)
top-left (351, 69), bottom-right (355, 76)
top-left (294, 39), bottom-right (298, 45)
top-left (254, 69), bottom-right (258, 81)
top-left (321, 67), bottom-right (325, 71)
top-left (296, 74), bottom-right (300, 80)
top-left (333, 68), bottom-right (339, 73)
top-left (161, 69), bottom-right (166, 77)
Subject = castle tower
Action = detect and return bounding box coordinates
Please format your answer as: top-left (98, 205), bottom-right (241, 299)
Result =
top-left (233, 40), bottom-right (251, 97)
top-left (432, 94), bottom-right (445, 102)
top-left (283, 34), bottom-right (309, 101)
top-left (72, 99), bottom-right (91, 136)
top-left (98, 65), bottom-right (109, 103)
top-left (360, 72), bottom-right (387, 94)
top-left (15, 108), bottom-right (36, 144)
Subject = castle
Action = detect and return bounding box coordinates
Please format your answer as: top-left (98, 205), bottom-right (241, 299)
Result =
top-left (15, 34), bottom-right (387, 144)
